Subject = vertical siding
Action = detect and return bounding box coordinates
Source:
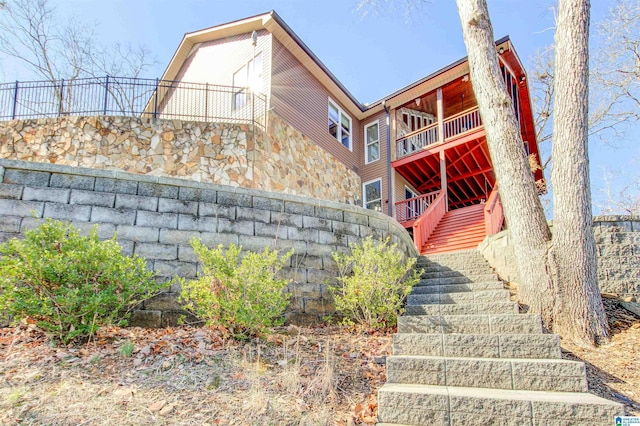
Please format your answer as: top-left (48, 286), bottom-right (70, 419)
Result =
top-left (360, 109), bottom-right (391, 215)
top-left (270, 38), bottom-right (362, 171)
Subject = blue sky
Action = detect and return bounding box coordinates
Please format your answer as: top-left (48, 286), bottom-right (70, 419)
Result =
top-left (0, 0), bottom-right (634, 215)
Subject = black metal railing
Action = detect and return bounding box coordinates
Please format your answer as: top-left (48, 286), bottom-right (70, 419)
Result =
top-left (0, 76), bottom-right (267, 127)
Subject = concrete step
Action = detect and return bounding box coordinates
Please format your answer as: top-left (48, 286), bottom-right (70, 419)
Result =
top-left (397, 313), bottom-right (543, 335)
top-left (407, 289), bottom-right (511, 305)
top-left (420, 249), bottom-right (485, 262)
top-left (421, 269), bottom-right (496, 279)
top-left (392, 333), bottom-right (562, 359)
top-left (378, 383), bottom-right (623, 426)
top-left (413, 275), bottom-right (504, 294)
top-left (404, 300), bottom-right (518, 316)
top-left (419, 265), bottom-right (494, 276)
top-left (386, 355), bottom-right (587, 392)
top-left (416, 274), bottom-right (499, 286)
top-left (416, 259), bottom-right (489, 270)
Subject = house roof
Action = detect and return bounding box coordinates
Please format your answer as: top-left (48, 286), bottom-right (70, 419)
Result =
top-left (160, 11), bottom-right (526, 121)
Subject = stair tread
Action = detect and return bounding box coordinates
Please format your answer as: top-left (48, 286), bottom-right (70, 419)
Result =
top-left (379, 383), bottom-right (622, 406)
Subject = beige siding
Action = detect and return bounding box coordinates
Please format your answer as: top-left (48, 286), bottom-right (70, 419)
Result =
top-left (176, 30), bottom-right (271, 91)
top-left (160, 30), bottom-right (272, 123)
top-left (270, 38), bottom-right (362, 171)
top-left (360, 109), bottom-right (391, 214)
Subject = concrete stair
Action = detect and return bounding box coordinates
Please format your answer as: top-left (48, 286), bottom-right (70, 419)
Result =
top-left (377, 249), bottom-right (623, 426)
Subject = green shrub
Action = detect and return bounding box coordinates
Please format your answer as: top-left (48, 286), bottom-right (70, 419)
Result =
top-left (0, 219), bottom-right (165, 343)
top-left (329, 236), bottom-right (420, 330)
top-left (179, 239), bottom-right (292, 339)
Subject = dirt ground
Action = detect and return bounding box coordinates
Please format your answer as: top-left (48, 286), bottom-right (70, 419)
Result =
top-left (0, 324), bottom-right (389, 426)
top-left (561, 297), bottom-right (640, 416)
top-left (1, 297), bottom-right (638, 425)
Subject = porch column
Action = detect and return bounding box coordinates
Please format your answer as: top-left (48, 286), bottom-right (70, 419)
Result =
top-left (437, 87), bottom-right (444, 143)
top-left (440, 149), bottom-right (448, 211)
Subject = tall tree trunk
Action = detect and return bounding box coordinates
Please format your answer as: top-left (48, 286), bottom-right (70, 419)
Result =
top-left (551, 0), bottom-right (609, 344)
top-left (455, 0), bottom-right (557, 325)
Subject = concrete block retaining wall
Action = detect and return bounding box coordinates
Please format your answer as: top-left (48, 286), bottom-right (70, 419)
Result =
top-left (479, 216), bottom-right (640, 296)
top-left (0, 159), bottom-right (417, 326)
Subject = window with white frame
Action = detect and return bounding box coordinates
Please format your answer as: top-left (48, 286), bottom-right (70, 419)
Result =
top-left (365, 120), bottom-right (380, 164)
top-left (363, 178), bottom-right (382, 211)
top-left (328, 99), bottom-right (352, 149)
top-left (232, 52), bottom-right (263, 112)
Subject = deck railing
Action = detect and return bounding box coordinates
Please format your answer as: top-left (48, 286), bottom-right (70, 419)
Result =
top-left (0, 76), bottom-right (267, 128)
top-left (395, 190), bottom-right (441, 224)
top-left (395, 106), bottom-right (483, 160)
top-left (396, 122), bottom-right (439, 158)
top-left (484, 186), bottom-right (504, 235)
top-left (444, 106), bottom-right (482, 140)
top-left (413, 190), bottom-right (447, 252)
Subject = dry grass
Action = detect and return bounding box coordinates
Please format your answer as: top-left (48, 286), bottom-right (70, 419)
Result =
top-left (0, 324), bottom-right (388, 425)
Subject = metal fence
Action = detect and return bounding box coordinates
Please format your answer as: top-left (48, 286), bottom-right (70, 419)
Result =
top-left (0, 76), bottom-right (267, 127)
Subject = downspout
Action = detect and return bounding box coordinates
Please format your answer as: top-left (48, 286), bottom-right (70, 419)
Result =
top-left (383, 100), bottom-right (392, 217)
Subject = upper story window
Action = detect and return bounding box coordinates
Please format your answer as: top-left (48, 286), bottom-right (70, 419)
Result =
top-left (233, 52), bottom-right (263, 112)
top-left (365, 120), bottom-right (380, 164)
top-left (328, 99), bottom-right (352, 150)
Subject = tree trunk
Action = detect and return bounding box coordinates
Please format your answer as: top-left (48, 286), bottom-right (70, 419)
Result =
top-left (455, 0), bottom-right (557, 325)
top-left (551, 0), bottom-right (609, 344)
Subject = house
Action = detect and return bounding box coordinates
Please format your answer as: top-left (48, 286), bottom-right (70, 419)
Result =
top-left (155, 10), bottom-right (543, 254)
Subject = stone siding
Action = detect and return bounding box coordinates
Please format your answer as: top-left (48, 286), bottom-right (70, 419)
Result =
top-left (0, 159), bottom-right (416, 326)
top-left (478, 216), bottom-right (640, 295)
top-left (0, 113), bottom-right (361, 205)
top-left (256, 113), bottom-right (361, 203)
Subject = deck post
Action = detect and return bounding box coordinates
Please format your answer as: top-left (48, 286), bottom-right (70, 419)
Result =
top-left (440, 149), bottom-right (448, 212)
top-left (436, 87), bottom-right (444, 143)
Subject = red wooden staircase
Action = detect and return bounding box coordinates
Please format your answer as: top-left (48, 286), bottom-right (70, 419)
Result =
top-left (420, 204), bottom-right (486, 255)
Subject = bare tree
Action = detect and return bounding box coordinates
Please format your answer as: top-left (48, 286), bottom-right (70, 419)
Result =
top-left (456, 0), bottom-right (608, 345)
top-left (591, 0), bottom-right (640, 139)
top-left (0, 0), bottom-right (155, 113)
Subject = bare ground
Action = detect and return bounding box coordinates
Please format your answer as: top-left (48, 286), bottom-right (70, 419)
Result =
top-left (1, 324), bottom-right (388, 425)
top-left (1, 297), bottom-right (639, 425)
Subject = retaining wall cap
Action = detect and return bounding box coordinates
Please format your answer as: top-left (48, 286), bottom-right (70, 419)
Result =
top-left (593, 215), bottom-right (640, 223)
top-left (0, 158), bottom-right (417, 256)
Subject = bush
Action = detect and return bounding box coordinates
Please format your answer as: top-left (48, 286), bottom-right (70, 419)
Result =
top-left (0, 219), bottom-right (165, 343)
top-left (179, 239), bottom-right (293, 339)
top-left (329, 236), bottom-right (421, 330)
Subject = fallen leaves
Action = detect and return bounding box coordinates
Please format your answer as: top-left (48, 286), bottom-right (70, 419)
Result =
top-left (0, 324), bottom-right (391, 425)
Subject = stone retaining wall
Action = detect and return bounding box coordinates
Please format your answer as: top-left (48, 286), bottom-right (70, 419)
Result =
top-left (478, 216), bottom-right (640, 295)
top-left (0, 113), bottom-right (361, 204)
top-left (0, 159), bottom-right (416, 326)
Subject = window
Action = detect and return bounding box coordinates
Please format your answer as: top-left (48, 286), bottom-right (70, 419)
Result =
top-left (365, 120), bottom-right (380, 164)
top-left (363, 179), bottom-right (382, 211)
top-left (328, 99), bottom-right (352, 149)
top-left (233, 52), bottom-right (263, 111)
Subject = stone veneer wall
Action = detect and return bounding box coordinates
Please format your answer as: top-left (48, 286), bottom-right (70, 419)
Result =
top-left (255, 113), bottom-right (362, 203)
top-left (478, 216), bottom-right (640, 295)
top-left (0, 113), bottom-right (361, 204)
top-left (0, 159), bottom-right (416, 326)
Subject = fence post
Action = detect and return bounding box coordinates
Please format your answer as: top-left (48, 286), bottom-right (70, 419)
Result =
top-left (103, 75), bottom-right (109, 115)
top-left (153, 78), bottom-right (159, 119)
top-left (11, 80), bottom-right (19, 120)
top-left (205, 82), bottom-right (209, 121)
top-left (58, 79), bottom-right (65, 117)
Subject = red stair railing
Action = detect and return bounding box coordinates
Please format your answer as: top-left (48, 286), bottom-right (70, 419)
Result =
top-left (484, 186), bottom-right (504, 235)
top-left (413, 190), bottom-right (447, 252)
